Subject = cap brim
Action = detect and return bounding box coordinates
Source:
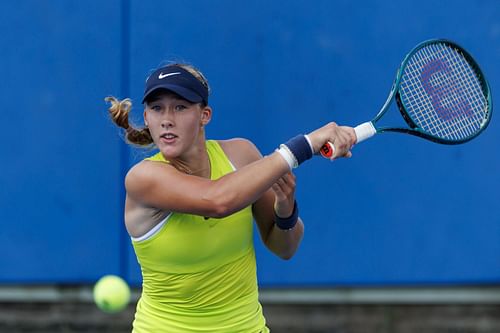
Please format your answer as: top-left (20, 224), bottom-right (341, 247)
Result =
top-left (142, 84), bottom-right (203, 104)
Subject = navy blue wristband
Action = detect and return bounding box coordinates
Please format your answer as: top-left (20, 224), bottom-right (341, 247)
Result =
top-left (283, 135), bottom-right (313, 166)
top-left (275, 201), bottom-right (299, 230)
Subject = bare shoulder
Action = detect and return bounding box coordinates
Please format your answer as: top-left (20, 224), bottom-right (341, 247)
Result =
top-left (125, 160), bottom-right (154, 187)
top-left (125, 160), bottom-right (174, 199)
top-left (217, 138), bottom-right (263, 169)
top-left (124, 160), bottom-right (174, 237)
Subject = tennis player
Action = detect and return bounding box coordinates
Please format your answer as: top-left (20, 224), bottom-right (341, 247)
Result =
top-left (106, 63), bottom-right (355, 332)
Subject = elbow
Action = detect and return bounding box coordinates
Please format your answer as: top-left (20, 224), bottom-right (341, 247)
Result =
top-left (277, 250), bottom-right (296, 261)
top-left (203, 193), bottom-right (238, 218)
top-left (267, 241), bottom-right (298, 260)
top-left (209, 203), bottom-right (232, 218)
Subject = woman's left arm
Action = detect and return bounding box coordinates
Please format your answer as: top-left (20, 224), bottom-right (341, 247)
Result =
top-left (219, 138), bottom-right (304, 260)
top-left (252, 177), bottom-right (304, 260)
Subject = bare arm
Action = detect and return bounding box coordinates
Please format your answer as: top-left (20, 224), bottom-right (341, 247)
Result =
top-left (126, 122), bottom-right (356, 219)
top-left (125, 150), bottom-right (289, 218)
top-left (218, 139), bottom-right (304, 259)
top-left (252, 180), bottom-right (305, 260)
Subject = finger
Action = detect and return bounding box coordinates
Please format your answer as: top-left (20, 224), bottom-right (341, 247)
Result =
top-left (272, 183), bottom-right (286, 199)
top-left (332, 139), bottom-right (348, 158)
top-left (280, 171), bottom-right (291, 180)
top-left (273, 179), bottom-right (290, 193)
top-left (336, 130), bottom-right (355, 156)
top-left (274, 176), bottom-right (296, 199)
top-left (340, 126), bottom-right (357, 145)
top-left (281, 172), bottom-right (296, 187)
top-left (274, 180), bottom-right (293, 197)
top-left (339, 128), bottom-right (353, 145)
top-left (275, 178), bottom-right (286, 189)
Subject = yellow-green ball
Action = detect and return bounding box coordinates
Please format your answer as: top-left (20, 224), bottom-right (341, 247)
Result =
top-left (93, 275), bottom-right (131, 313)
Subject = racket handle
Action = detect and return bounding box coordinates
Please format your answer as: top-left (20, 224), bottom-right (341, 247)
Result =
top-left (354, 122), bottom-right (376, 143)
top-left (320, 122), bottom-right (376, 159)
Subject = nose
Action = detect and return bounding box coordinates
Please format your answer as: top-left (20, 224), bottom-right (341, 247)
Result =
top-left (161, 111), bottom-right (175, 129)
top-left (161, 119), bottom-right (174, 129)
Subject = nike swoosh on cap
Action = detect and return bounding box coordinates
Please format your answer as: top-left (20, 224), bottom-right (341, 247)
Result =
top-left (158, 72), bottom-right (181, 79)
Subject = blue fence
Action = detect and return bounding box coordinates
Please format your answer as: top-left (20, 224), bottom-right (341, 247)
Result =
top-left (1, 0), bottom-right (499, 286)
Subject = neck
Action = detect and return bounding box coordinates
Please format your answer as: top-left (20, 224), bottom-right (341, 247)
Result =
top-left (168, 140), bottom-right (211, 178)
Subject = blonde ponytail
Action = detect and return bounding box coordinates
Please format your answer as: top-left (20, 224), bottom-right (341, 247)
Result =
top-left (105, 96), bottom-right (154, 147)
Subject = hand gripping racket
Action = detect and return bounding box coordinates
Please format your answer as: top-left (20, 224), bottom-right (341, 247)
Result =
top-left (320, 39), bottom-right (493, 159)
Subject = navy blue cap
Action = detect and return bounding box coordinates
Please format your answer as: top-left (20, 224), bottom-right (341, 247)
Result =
top-left (142, 65), bottom-right (208, 104)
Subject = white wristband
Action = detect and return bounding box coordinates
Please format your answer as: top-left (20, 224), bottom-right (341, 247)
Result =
top-left (276, 146), bottom-right (297, 170)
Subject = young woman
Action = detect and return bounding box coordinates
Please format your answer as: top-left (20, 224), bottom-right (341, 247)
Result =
top-left (106, 63), bottom-right (356, 332)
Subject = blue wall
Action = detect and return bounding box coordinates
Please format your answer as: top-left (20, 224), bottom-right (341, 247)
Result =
top-left (1, 0), bottom-right (499, 286)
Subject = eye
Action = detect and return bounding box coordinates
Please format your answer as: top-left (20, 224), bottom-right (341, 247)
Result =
top-left (150, 104), bottom-right (162, 112)
top-left (175, 104), bottom-right (187, 111)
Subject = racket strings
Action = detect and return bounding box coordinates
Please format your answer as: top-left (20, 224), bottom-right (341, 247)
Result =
top-left (406, 46), bottom-right (482, 138)
top-left (405, 46), bottom-right (485, 139)
top-left (409, 47), bottom-right (483, 139)
top-left (399, 42), bottom-right (488, 141)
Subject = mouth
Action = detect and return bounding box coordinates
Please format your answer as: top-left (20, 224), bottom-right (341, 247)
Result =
top-left (160, 132), bottom-right (178, 143)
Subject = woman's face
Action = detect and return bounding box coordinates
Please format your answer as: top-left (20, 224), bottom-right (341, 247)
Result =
top-left (144, 91), bottom-right (211, 159)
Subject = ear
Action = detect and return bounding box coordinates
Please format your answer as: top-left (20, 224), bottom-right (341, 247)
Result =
top-left (143, 110), bottom-right (149, 127)
top-left (200, 106), bottom-right (212, 126)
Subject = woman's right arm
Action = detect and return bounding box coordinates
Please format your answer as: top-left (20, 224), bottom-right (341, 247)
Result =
top-left (125, 122), bottom-right (356, 218)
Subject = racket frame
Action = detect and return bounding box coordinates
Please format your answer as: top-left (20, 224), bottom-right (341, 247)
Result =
top-left (371, 38), bottom-right (493, 145)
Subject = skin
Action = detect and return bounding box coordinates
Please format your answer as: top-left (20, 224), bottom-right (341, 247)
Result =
top-left (124, 91), bottom-right (356, 259)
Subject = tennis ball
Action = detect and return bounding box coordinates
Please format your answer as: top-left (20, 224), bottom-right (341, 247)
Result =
top-left (93, 275), bottom-right (131, 313)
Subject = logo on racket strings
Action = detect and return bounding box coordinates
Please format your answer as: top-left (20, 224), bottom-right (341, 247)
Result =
top-left (420, 59), bottom-right (473, 121)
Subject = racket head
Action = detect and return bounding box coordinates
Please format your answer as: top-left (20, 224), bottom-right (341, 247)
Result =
top-left (391, 39), bottom-right (492, 144)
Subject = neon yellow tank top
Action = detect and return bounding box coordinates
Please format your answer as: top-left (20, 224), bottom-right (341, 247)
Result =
top-left (131, 140), bottom-right (269, 333)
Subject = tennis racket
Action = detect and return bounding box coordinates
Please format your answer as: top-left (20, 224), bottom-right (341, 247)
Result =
top-left (320, 39), bottom-right (493, 159)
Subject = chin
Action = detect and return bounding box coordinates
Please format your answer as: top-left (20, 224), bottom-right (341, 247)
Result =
top-left (158, 146), bottom-right (181, 159)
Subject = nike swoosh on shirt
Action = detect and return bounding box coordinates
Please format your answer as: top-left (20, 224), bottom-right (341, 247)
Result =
top-left (158, 72), bottom-right (181, 79)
